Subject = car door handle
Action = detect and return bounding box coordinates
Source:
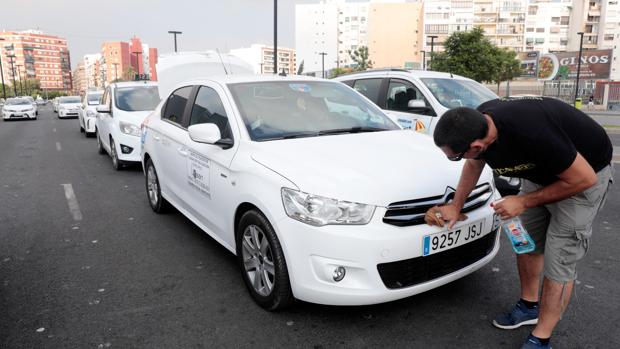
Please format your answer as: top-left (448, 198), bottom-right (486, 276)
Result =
top-left (177, 148), bottom-right (189, 157)
top-left (153, 135), bottom-right (161, 142)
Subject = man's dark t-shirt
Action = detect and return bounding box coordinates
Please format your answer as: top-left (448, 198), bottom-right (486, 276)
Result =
top-left (476, 97), bottom-right (612, 185)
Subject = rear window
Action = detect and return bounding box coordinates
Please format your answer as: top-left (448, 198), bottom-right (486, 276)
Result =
top-left (87, 93), bottom-right (103, 105)
top-left (60, 97), bottom-right (81, 104)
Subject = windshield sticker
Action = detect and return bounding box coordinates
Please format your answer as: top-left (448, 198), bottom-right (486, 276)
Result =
top-left (289, 84), bottom-right (311, 93)
top-left (187, 149), bottom-right (211, 198)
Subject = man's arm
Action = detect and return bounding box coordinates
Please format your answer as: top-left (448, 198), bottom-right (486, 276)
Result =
top-left (493, 153), bottom-right (597, 219)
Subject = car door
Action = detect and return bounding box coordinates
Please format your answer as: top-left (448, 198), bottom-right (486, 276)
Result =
top-left (150, 85), bottom-right (195, 208)
top-left (383, 78), bottom-right (436, 133)
top-left (181, 83), bottom-right (239, 247)
top-left (98, 87), bottom-right (113, 152)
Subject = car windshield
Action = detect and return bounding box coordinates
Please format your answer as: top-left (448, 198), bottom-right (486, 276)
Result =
top-left (421, 78), bottom-right (497, 109)
top-left (114, 86), bottom-right (160, 112)
top-left (6, 98), bottom-right (31, 105)
top-left (60, 97), bottom-right (81, 104)
top-left (228, 81), bottom-right (399, 141)
top-left (87, 93), bottom-right (103, 105)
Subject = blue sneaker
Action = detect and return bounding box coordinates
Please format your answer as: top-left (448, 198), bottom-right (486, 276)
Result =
top-left (492, 300), bottom-right (539, 329)
top-left (520, 334), bottom-right (552, 349)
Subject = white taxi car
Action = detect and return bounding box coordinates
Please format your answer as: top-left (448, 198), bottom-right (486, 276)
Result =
top-left (95, 81), bottom-right (160, 170)
top-left (141, 75), bottom-right (501, 310)
top-left (57, 96), bottom-right (82, 118)
top-left (2, 97), bottom-right (37, 121)
top-left (78, 90), bottom-right (103, 137)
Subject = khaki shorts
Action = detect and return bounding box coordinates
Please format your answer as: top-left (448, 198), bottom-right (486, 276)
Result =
top-left (518, 165), bottom-right (614, 282)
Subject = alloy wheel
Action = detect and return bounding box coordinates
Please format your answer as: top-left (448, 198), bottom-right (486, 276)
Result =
top-left (147, 165), bottom-right (159, 207)
top-left (241, 225), bottom-right (275, 297)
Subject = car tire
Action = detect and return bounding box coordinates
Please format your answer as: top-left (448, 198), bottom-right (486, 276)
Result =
top-left (145, 158), bottom-right (170, 213)
top-left (236, 210), bottom-right (294, 311)
top-left (110, 138), bottom-right (123, 171)
top-left (96, 130), bottom-right (106, 155)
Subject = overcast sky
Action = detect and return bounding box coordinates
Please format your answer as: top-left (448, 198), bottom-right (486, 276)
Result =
top-left (2, 0), bottom-right (331, 69)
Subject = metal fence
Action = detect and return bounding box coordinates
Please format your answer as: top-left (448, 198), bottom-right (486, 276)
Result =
top-left (485, 80), bottom-right (597, 104)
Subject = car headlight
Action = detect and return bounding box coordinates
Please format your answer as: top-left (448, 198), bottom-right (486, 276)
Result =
top-left (281, 188), bottom-right (375, 226)
top-left (119, 121), bottom-right (141, 137)
top-left (25, 107), bottom-right (34, 111)
top-left (86, 110), bottom-right (96, 117)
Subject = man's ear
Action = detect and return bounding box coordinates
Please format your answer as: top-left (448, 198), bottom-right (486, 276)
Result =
top-left (469, 139), bottom-right (485, 151)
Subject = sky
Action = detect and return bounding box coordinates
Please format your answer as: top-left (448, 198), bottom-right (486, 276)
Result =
top-left (1, 0), bottom-right (328, 69)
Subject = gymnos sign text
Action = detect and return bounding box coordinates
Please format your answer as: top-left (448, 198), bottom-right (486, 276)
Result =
top-left (519, 49), bottom-right (612, 80)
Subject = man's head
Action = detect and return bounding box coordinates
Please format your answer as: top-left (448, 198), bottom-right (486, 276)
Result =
top-left (433, 107), bottom-right (490, 161)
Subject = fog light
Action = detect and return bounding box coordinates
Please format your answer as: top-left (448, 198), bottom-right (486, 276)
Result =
top-left (121, 145), bottom-right (133, 154)
top-left (332, 266), bottom-right (346, 282)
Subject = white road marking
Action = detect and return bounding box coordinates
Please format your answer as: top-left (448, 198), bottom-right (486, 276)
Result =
top-left (61, 184), bottom-right (83, 221)
top-left (56, 142), bottom-right (62, 151)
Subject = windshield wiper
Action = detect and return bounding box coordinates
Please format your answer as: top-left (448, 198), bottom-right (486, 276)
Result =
top-left (318, 127), bottom-right (387, 136)
top-left (260, 131), bottom-right (319, 141)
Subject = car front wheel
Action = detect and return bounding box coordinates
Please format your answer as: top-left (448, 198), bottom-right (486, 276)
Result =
top-left (96, 130), bottom-right (105, 155)
top-left (237, 210), bottom-right (294, 311)
top-left (145, 158), bottom-right (170, 213)
top-left (110, 138), bottom-right (123, 171)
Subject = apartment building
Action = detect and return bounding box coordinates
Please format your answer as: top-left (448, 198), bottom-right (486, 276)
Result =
top-left (524, 1), bottom-right (571, 53)
top-left (368, 1), bottom-right (424, 68)
top-left (337, 1), bottom-right (370, 67)
top-left (230, 44), bottom-right (296, 75)
top-left (72, 62), bottom-right (86, 95)
top-left (101, 36), bottom-right (158, 84)
top-left (0, 30), bottom-right (72, 91)
top-left (295, 0), bottom-right (340, 73)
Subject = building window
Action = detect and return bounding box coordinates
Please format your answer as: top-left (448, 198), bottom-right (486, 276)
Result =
top-left (536, 28), bottom-right (545, 33)
top-left (528, 6), bottom-right (537, 15)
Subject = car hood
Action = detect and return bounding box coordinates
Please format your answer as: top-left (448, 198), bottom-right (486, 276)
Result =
top-left (249, 130), bottom-right (492, 207)
top-left (115, 110), bottom-right (153, 125)
top-left (4, 105), bottom-right (33, 111)
top-left (60, 103), bottom-right (82, 109)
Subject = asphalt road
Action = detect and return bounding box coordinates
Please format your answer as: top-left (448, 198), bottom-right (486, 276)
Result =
top-left (1, 106), bottom-right (619, 349)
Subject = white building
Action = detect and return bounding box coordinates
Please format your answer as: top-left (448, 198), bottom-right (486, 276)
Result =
top-left (524, 0), bottom-right (571, 53)
top-left (337, 1), bottom-right (370, 67)
top-left (295, 0), bottom-right (340, 74)
top-left (83, 53), bottom-right (102, 89)
top-left (230, 44), bottom-right (296, 75)
top-left (610, 26), bottom-right (620, 80)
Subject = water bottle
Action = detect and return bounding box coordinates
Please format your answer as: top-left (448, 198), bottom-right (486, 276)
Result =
top-left (501, 217), bottom-right (536, 254)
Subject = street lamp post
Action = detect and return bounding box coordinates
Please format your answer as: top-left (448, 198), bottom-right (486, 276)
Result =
top-left (0, 38), bottom-right (6, 99)
top-left (167, 31), bottom-right (182, 52)
top-left (420, 50), bottom-right (426, 70)
top-left (428, 36), bottom-right (438, 70)
top-left (273, 0), bottom-right (278, 75)
top-left (574, 32), bottom-right (585, 107)
top-left (318, 52), bottom-right (327, 78)
top-left (16, 64), bottom-right (24, 95)
top-left (259, 62), bottom-right (264, 74)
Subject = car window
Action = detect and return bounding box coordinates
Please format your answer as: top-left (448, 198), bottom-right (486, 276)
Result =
top-left (163, 86), bottom-right (192, 125)
top-left (421, 78), bottom-right (497, 109)
top-left (114, 86), bottom-right (160, 112)
top-left (228, 81), bottom-right (399, 141)
top-left (87, 93), bottom-right (103, 105)
top-left (102, 88), bottom-right (110, 108)
top-left (386, 79), bottom-right (434, 115)
top-left (189, 86), bottom-right (232, 139)
top-left (60, 97), bottom-right (81, 104)
top-left (351, 78), bottom-right (383, 105)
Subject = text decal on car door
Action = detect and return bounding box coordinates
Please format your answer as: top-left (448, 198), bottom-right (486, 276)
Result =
top-left (187, 149), bottom-right (211, 198)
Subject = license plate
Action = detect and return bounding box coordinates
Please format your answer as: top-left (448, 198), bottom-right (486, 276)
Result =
top-left (423, 219), bottom-right (486, 256)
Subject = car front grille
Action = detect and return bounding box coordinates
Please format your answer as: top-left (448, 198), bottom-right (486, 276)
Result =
top-left (377, 230), bottom-right (497, 289)
top-left (383, 183), bottom-right (493, 227)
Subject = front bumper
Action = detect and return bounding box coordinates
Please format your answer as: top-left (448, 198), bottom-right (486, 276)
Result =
top-left (3, 110), bottom-right (36, 119)
top-left (274, 205), bottom-right (500, 306)
top-left (114, 132), bottom-right (142, 163)
top-left (59, 109), bottom-right (79, 118)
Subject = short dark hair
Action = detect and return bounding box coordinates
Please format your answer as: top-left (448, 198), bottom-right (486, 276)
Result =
top-left (433, 107), bottom-right (488, 153)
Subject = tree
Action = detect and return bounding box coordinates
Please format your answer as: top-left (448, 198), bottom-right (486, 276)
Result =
top-left (297, 60), bottom-right (305, 75)
top-left (330, 67), bottom-right (355, 78)
top-left (348, 46), bottom-right (373, 71)
top-left (431, 27), bottom-right (518, 84)
top-left (122, 67), bottom-right (136, 81)
top-left (492, 48), bottom-right (521, 95)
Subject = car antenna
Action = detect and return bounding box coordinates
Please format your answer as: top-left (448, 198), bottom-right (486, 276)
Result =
top-left (216, 49), bottom-right (229, 75)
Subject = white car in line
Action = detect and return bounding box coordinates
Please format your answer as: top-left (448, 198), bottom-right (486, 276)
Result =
top-left (95, 81), bottom-right (160, 170)
top-left (20, 96), bottom-right (38, 116)
top-left (57, 96), bottom-right (82, 119)
top-left (141, 75), bottom-right (501, 310)
top-left (52, 97), bottom-right (60, 113)
top-left (78, 90), bottom-right (103, 137)
top-left (2, 97), bottom-right (37, 121)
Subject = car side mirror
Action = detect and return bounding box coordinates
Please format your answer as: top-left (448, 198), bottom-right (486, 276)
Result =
top-left (96, 105), bottom-right (111, 113)
top-left (407, 99), bottom-right (432, 113)
top-left (188, 123), bottom-right (234, 149)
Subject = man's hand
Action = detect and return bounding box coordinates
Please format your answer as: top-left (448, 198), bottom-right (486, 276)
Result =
top-left (424, 204), bottom-right (468, 229)
top-left (492, 196), bottom-right (526, 220)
